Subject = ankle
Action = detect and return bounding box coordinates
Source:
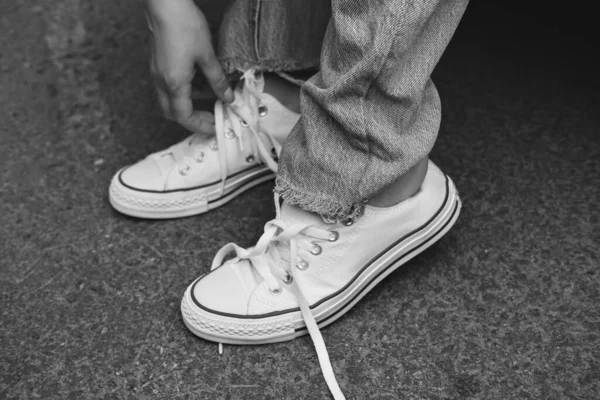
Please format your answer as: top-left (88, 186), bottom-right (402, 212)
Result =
top-left (263, 73), bottom-right (301, 113)
top-left (367, 157), bottom-right (429, 208)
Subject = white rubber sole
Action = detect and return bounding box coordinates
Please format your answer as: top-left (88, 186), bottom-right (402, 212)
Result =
top-left (109, 166), bottom-right (274, 219)
top-left (181, 175), bottom-right (462, 345)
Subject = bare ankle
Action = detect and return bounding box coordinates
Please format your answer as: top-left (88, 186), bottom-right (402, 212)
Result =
top-left (367, 157), bottom-right (429, 208)
top-left (263, 73), bottom-right (301, 113)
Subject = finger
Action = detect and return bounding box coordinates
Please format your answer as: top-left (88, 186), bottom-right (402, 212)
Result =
top-left (178, 110), bottom-right (217, 134)
top-left (149, 43), bottom-right (174, 118)
top-left (196, 49), bottom-right (234, 103)
top-left (195, 110), bottom-right (215, 128)
top-left (155, 86), bottom-right (172, 119)
top-left (169, 85), bottom-right (216, 133)
top-left (188, 111), bottom-right (216, 136)
top-left (169, 82), bottom-right (193, 120)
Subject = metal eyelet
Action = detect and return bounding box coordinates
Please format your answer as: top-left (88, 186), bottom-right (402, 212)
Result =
top-left (342, 218), bottom-right (354, 226)
top-left (269, 286), bottom-right (282, 295)
top-left (240, 119), bottom-right (248, 127)
top-left (258, 105), bottom-right (268, 117)
top-left (209, 141), bottom-right (218, 150)
top-left (282, 272), bottom-right (293, 284)
top-left (328, 231), bottom-right (339, 242)
top-left (224, 129), bottom-right (236, 139)
top-left (296, 258), bottom-right (309, 271)
top-left (311, 243), bottom-right (322, 255)
top-left (246, 155), bottom-right (255, 163)
top-left (195, 152), bottom-right (205, 163)
top-left (179, 165), bottom-right (191, 175)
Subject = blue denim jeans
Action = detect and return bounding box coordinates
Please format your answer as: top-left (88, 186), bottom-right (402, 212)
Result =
top-left (216, 0), bottom-right (469, 220)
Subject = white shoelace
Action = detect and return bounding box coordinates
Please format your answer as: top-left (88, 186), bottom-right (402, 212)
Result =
top-left (211, 194), bottom-right (347, 400)
top-left (170, 69), bottom-right (281, 194)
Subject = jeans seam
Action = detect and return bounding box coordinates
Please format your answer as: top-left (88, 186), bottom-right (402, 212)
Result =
top-left (356, 0), bottom-right (408, 202)
top-left (252, 0), bottom-right (262, 62)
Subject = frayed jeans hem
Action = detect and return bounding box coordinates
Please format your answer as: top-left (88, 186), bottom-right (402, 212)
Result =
top-left (220, 57), bottom-right (320, 76)
top-left (275, 177), bottom-right (365, 222)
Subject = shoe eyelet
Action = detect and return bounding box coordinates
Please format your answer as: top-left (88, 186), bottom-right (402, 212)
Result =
top-left (342, 218), bottom-right (354, 226)
top-left (311, 243), bottom-right (322, 255)
top-left (296, 258), bottom-right (309, 271)
top-left (269, 286), bottom-right (282, 295)
top-left (195, 152), bottom-right (205, 163)
top-left (258, 105), bottom-right (268, 117)
top-left (246, 155), bottom-right (255, 163)
top-left (328, 231), bottom-right (339, 242)
top-left (209, 141), bottom-right (218, 150)
top-left (282, 272), bottom-right (293, 284)
top-left (240, 119), bottom-right (248, 127)
top-left (179, 165), bottom-right (191, 175)
top-left (225, 129), bottom-right (236, 139)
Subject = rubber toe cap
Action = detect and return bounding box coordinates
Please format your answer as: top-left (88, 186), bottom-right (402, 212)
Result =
top-left (119, 158), bottom-right (165, 191)
top-left (192, 261), bottom-right (258, 316)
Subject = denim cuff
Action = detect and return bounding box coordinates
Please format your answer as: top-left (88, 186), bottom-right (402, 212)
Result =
top-left (219, 57), bottom-right (320, 76)
top-left (275, 176), bottom-right (365, 222)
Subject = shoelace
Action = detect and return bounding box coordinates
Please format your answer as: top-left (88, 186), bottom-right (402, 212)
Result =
top-left (211, 194), bottom-right (347, 400)
top-left (170, 69), bottom-right (281, 194)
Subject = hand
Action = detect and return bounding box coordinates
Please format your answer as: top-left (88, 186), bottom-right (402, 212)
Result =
top-left (146, 0), bottom-right (233, 133)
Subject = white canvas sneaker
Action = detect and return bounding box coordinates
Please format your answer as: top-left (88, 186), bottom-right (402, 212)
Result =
top-left (180, 160), bottom-right (462, 399)
top-left (109, 70), bottom-right (300, 219)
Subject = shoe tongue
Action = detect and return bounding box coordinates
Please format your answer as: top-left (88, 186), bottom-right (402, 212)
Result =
top-left (274, 203), bottom-right (323, 265)
top-left (280, 202), bottom-right (323, 227)
top-left (231, 88), bottom-right (246, 107)
top-left (260, 92), bottom-right (288, 112)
